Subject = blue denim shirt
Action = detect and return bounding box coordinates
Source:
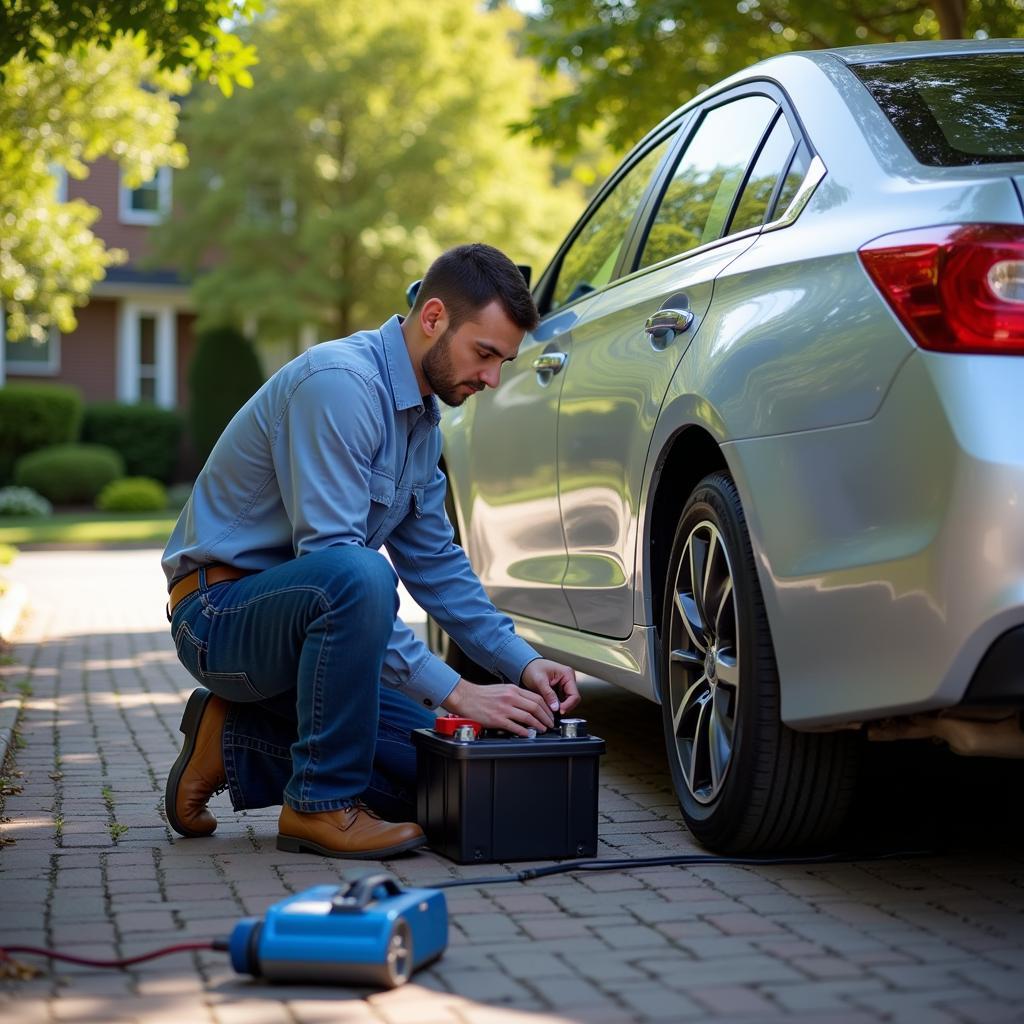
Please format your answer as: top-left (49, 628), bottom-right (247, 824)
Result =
top-left (162, 315), bottom-right (540, 709)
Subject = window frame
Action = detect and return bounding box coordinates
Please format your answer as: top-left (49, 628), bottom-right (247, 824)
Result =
top-left (625, 84), bottom-right (784, 274)
top-left (725, 109), bottom-right (796, 237)
top-left (119, 166), bottom-right (173, 226)
top-left (533, 77), bottom-right (825, 317)
top-left (533, 114), bottom-right (691, 318)
top-left (117, 302), bottom-right (177, 408)
top-left (1, 310), bottom-right (61, 377)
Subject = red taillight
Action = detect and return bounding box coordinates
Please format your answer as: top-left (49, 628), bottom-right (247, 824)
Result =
top-left (859, 224), bottom-right (1024, 354)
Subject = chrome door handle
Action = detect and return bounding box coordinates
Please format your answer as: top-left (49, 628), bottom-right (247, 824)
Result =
top-left (532, 351), bottom-right (567, 388)
top-left (645, 308), bottom-right (694, 350)
top-left (532, 353), bottom-right (567, 373)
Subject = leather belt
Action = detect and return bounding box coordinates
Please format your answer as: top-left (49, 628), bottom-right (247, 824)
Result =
top-left (168, 564), bottom-right (251, 616)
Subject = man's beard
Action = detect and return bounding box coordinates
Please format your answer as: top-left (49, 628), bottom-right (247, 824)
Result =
top-left (422, 328), bottom-right (482, 407)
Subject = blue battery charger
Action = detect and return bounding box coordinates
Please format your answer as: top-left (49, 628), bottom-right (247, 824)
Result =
top-left (228, 873), bottom-right (448, 988)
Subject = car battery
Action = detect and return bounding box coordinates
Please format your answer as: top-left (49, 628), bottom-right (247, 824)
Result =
top-left (412, 716), bottom-right (605, 863)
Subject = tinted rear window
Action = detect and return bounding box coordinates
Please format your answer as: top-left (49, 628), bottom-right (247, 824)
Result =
top-left (852, 54), bottom-right (1024, 166)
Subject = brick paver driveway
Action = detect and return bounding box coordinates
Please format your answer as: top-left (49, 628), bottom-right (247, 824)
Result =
top-left (2, 549), bottom-right (1024, 1024)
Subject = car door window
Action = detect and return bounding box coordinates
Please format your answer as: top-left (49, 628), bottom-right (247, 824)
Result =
top-left (549, 139), bottom-right (670, 311)
top-left (638, 95), bottom-right (778, 270)
top-left (729, 113), bottom-right (797, 233)
top-left (770, 141), bottom-right (812, 220)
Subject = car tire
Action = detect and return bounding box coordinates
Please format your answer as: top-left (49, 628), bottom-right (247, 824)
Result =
top-left (659, 471), bottom-right (860, 853)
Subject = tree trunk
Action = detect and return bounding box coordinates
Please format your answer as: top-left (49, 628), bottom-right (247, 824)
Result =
top-left (930, 0), bottom-right (966, 38)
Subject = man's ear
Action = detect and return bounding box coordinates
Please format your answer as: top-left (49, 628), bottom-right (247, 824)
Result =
top-left (419, 297), bottom-right (449, 339)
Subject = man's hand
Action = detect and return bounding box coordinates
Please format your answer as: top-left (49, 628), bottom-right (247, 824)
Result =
top-left (520, 658), bottom-right (580, 716)
top-left (442, 659), bottom-right (580, 736)
top-left (444, 677), bottom-right (555, 736)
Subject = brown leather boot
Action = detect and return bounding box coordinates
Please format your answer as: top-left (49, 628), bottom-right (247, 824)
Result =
top-left (165, 688), bottom-right (228, 837)
top-left (277, 803), bottom-right (426, 859)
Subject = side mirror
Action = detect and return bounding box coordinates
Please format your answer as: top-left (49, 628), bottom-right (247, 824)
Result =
top-left (404, 265), bottom-right (532, 309)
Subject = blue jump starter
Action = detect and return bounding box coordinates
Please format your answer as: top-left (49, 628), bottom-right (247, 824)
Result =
top-left (228, 874), bottom-right (448, 988)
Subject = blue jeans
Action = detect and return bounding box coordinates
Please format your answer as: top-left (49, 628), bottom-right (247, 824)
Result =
top-left (169, 549), bottom-right (435, 818)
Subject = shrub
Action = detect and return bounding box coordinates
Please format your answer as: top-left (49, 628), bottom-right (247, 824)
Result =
top-left (0, 486), bottom-right (52, 517)
top-left (188, 326), bottom-right (264, 463)
top-left (165, 482), bottom-right (194, 511)
top-left (14, 444), bottom-right (124, 505)
top-left (0, 384), bottom-right (83, 483)
top-left (95, 477), bottom-right (168, 512)
top-left (81, 403), bottom-right (184, 484)
top-left (0, 543), bottom-right (18, 565)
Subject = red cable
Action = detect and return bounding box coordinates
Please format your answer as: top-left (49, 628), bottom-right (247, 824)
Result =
top-left (0, 941), bottom-right (217, 968)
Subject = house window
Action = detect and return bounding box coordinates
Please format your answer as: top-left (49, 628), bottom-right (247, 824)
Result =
top-left (1, 308), bottom-right (60, 376)
top-left (118, 304), bottom-right (176, 407)
top-left (119, 166), bottom-right (172, 225)
top-left (137, 314), bottom-right (159, 401)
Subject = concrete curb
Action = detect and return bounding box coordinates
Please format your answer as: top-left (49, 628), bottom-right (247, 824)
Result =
top-left (0, 580), bottom-right (27, 771)
top-left (0, 693), bottom-right (19, 773)
top-left (0, 579), bottom-right (27, 644)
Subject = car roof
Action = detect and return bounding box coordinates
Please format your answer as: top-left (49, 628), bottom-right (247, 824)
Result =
top-left (820, 38), bottom-right (1024, 65)
top-left (638, 39), bottom-right (1023, 152)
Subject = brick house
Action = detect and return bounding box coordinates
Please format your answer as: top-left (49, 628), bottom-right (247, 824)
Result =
top-left (0, 160), bottom-right (197, 410)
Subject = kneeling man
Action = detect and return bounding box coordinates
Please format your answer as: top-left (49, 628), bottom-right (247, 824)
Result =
top-left (162, 243), bottom-right (579, 858)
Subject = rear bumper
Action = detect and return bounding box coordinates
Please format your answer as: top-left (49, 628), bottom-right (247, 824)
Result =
top-left (726, 350), bottom-right (1024, 727)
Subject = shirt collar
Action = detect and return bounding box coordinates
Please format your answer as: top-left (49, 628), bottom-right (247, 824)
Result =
top-left (380, 314), bottom-right (440, 425)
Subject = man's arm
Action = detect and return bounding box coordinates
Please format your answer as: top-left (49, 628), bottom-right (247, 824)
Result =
top-left (385, 465), bottom-right (579, 733)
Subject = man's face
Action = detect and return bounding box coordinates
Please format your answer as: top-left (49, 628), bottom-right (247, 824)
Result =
top-left (422, 299), bottom-right (524, 407)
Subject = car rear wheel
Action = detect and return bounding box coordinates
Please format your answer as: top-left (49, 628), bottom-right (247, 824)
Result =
top-left (660, 472), bottom-right (860, 852)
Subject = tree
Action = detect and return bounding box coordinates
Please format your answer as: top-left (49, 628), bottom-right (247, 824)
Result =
top-left (153, 0), bottom-right (582, 341)
top-left (1, 39), bottom-right (187, 341)
top-left (1, 1), bottom-right (258, 344)
top-left (0, 1), bottom-right (259, 95)
top-left (518, 0), bottom-right (1024, 154)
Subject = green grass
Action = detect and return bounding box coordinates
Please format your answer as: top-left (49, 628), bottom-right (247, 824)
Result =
top-left (0, 510), bottom-right (176, 547)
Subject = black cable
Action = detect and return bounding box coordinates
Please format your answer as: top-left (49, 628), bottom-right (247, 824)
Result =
top-left (0, 849), bottom-right (932, 974)
top-left (428, 847), bottom-right (933, 889)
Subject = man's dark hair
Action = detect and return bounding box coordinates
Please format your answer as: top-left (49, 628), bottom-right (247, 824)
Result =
top-left (411, 243), bottom-right (539, 333)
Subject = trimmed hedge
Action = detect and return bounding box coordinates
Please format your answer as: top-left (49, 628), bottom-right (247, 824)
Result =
top-left (14, 443), bottom-right (124, 505)
top-left (96, 476), bottom-right (168, 512)
top-left (188, 326), bottom-right (264, 463)
top-left (81, 402), bottom-right (184, 484)
top-left (0, 384), bottom-right (83, 483)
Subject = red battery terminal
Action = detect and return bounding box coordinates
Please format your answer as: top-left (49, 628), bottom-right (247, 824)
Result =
top-left (434, 715), bottom-right (483, 738)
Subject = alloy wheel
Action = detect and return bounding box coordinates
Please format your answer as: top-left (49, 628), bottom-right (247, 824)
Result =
top-left (666, 520), bottom-right (740, 805)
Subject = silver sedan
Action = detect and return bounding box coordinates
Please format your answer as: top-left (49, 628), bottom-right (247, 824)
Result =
top-left (426, 40), bottom-right (1024, 852)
